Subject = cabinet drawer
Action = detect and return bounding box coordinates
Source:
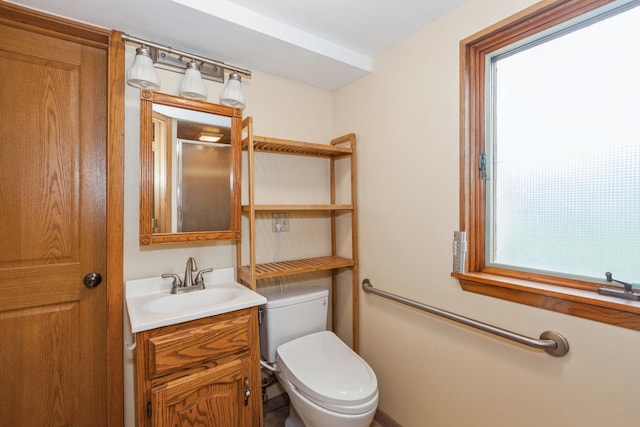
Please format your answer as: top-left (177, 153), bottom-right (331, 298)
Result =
top-left (147, 311), bottom-right (251, 378)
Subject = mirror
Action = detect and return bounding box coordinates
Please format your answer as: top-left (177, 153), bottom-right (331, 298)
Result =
top-left (139, 90), bottom-right (242, 245)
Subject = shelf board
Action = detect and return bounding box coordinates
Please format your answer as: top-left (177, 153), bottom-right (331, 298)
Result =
top-left (244, 136), bottom-right (352, 158)
top-left (238, 256), bottom-right (354, 282)
top-left (242, 204), bottom-right (353, 212)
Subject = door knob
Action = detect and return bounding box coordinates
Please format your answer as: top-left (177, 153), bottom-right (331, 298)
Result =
top-left (83, 272), bottom-right (102, 288)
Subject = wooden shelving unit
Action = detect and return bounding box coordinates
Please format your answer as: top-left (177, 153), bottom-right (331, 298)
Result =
top-left (236, 117), bottom-right (359, 351)
top-left (237, 256), bottom-right (355, 282)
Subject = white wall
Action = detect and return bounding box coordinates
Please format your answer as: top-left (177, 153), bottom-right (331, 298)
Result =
top-left (334, 1), bottom-right (640, 426)
top-left (122, 45), bottom-right (334, 426)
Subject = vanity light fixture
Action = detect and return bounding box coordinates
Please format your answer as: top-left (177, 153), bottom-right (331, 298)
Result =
top-left (151, 50), bottom-right (224, 83)
top-left (219, 72), bottom-right (246, 109)
top-left (179, 60), bottom-right (207, 100)
top-left (122, 33), bottom-right (251, 106)
top-left (126, 45), bottom-right (161, 90)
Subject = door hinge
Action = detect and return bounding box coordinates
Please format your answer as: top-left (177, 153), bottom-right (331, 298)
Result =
top-left (479, 153), bottom-right (487, 179)
top-left (147, 401), bottom-right (152, 418)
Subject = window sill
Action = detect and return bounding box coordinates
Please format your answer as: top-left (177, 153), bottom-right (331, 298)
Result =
top-left (452, 272), bottom-right (640, 331)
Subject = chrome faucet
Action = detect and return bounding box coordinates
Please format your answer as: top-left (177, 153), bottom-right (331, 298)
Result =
top-left (162, 257), bottom-right (213, 294)
top-left (184, 257), bottom-right (198, 288)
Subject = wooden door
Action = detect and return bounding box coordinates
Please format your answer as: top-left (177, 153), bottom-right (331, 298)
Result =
top-left (151, 359), bottom-right (251, 426)
top-left (0, 20), bottom-right (108, 426)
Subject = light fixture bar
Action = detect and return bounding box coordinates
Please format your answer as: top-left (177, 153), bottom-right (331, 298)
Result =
top-left (121, 33), bottom-right (252, 78)
top-left (150, 49), bottom-right (224, 83)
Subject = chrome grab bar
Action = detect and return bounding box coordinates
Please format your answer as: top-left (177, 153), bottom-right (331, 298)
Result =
top-left (362, 279), bottom-right (569, 357)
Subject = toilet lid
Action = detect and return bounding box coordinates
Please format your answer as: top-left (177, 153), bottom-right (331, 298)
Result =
top-left (276, 331), bottom-right (378, 412)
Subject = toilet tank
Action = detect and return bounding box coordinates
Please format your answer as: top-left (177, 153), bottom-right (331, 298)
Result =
top-left (258, 286), bottom-right (329, 363)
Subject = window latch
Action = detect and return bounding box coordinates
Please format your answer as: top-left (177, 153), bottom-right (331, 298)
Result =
top-left (479, 153), bottom-right (487, 179)
top-left (598, 272), bottom-right (640, 301)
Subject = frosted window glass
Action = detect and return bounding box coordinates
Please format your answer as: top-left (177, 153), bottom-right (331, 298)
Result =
top-left (489, 4), bottom-right (640, 281)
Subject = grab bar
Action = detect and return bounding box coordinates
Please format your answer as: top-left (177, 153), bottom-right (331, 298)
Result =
top-left (362, 279), bottom-right (569, 357)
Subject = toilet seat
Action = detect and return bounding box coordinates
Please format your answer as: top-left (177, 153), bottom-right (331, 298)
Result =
top-left (276, 331), bottom-right (378, 415)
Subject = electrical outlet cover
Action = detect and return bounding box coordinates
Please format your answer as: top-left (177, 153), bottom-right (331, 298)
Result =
top-left (272, 213), bottom-right (290, 232)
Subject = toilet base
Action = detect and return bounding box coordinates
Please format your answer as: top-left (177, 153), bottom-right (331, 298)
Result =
top-left (279, 375), bottom-right (377, 427)
top-left (285, 404), bottom-right (305, 427)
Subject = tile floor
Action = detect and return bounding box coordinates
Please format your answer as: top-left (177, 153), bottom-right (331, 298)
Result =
top-left (263, 403), bottom-right (288, 427)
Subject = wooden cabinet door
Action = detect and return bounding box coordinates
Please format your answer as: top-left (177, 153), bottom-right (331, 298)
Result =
top-left (151, 358), bottom-right (253, 427)
top-left (0, 20), bottom-right (108, 427)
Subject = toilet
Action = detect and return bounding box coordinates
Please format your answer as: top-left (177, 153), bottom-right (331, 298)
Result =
top-left (259, 286), bottom-right (378, 427)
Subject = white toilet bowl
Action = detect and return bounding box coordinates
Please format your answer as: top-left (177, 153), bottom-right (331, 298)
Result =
top-left (258, 286), bottom-right (379, 426)
top-left (275, 330), bottom-right (378, 427)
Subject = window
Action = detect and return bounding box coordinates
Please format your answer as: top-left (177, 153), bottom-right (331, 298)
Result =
top-left (458, 0), bottom-right (640, 330)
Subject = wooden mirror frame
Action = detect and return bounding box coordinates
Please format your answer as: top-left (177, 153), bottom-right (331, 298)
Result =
top-left (139, 90), bottom-right (242, 245)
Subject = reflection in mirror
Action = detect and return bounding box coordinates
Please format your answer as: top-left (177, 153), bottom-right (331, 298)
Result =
top-left (152, 104), bottom-right (232, 233)
top-left (178, 139), bottom-right (231, 232)
top-left (140, 91), bottom-right (241, 245)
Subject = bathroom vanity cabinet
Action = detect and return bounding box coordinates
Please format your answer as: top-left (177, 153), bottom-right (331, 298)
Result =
top-left (134, 307), bottom-right (263, 427)
top-left (237, 117), bottom-right (360, 350)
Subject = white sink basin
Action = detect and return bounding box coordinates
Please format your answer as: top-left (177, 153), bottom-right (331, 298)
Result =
top-left (143, 288), bottom-right (237, 314)
top-left (125, 268), bottom-right (266, 333)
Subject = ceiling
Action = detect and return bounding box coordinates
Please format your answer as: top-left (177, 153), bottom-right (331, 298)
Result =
top-left (8, 0), bottom-right (466, 90)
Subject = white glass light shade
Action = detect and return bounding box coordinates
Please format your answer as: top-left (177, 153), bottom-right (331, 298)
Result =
top-left (127, 46), bottom-right (160, 90)
top-left (219, 72), bottom-right (245, 109)
top-left (179, 61), bottom-right (207, 101)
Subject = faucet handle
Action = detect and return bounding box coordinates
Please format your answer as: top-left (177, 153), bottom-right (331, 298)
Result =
top-left (194, 268), bottom-right (213, 287)
top-left (161, 273), bottom-right (182, 291)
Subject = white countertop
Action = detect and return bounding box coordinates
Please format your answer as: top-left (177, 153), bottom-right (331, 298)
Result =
top-left (126, 267), bottom-right (266, 333)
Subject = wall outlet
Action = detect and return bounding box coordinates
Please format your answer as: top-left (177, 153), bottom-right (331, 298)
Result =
top-left (272, 213), bottom-right (290, 232)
